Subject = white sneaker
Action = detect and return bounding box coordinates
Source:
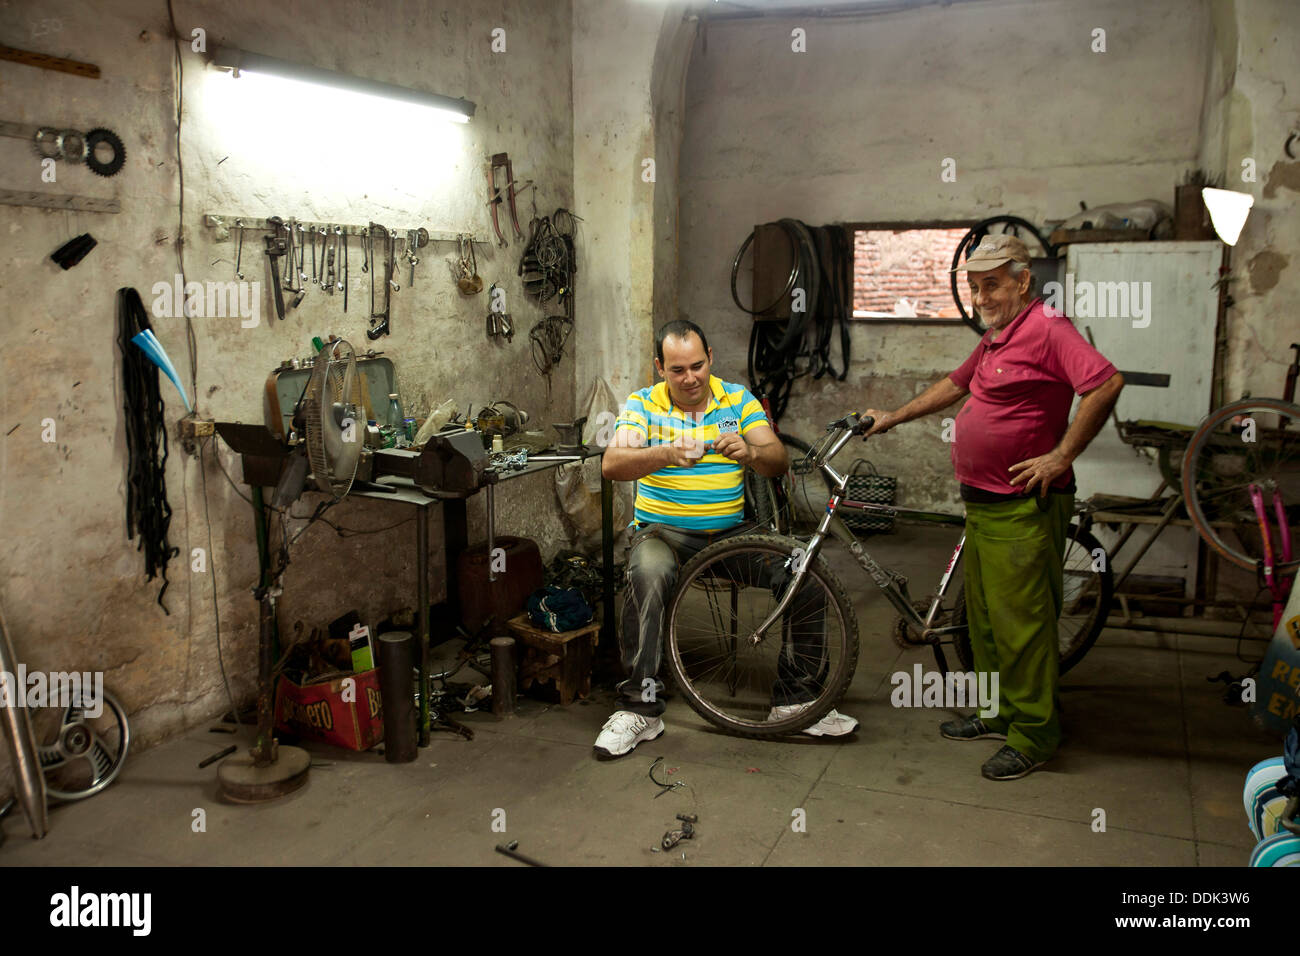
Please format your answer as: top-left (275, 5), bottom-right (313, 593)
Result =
top-left (593, 710), bottom-right (665, 759)
top-left (768, 703), bottom-right (859, 737)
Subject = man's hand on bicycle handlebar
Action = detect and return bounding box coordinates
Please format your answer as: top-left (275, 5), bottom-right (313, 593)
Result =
top-left (859, 409), bottom-right (892, 438)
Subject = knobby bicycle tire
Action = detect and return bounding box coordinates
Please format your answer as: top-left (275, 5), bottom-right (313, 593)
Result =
top-left (1180, 397), bottom-right (1300, 574)
top-left (951, 523), bottom-right (1113, 675)
top-left (665, 534), bottom-right (860, 738)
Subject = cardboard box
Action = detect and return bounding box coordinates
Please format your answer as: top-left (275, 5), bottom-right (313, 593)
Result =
top-left (274, 669), bottom-right (383, 751)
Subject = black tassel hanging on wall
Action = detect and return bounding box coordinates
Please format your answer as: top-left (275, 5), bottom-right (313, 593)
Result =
top-left (117, 287), bottom-right (180, 613)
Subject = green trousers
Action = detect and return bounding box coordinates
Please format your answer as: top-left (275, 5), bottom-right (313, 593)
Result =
top-left (963, 494), bottom-right (1072, 763)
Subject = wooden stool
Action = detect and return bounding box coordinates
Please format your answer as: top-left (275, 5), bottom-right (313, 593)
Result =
top-left (505, 613), bottom-right (600, 706)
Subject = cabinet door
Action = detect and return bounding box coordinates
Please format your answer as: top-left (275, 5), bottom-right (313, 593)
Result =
top-left (1066, 241), bottom-right (1221, 587)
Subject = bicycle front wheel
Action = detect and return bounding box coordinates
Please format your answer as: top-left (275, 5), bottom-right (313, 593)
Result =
top-left (1181, 398), bottom-right (1300, 574)
top-left (952, 523), bottom-right (1113, 675)
top-left (665, 534), bottom-right (859, 738)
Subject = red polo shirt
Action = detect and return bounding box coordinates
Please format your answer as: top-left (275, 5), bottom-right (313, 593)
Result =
top-left (949, 297), bottom-right (1116, 496)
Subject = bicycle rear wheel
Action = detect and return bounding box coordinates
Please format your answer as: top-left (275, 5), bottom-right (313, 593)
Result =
top-left (952, 523), bottom-right (1112, 675)
top-left (665, 534), bottom-right (859, 738)
top-left (1181, 398), bottom-right (1300, 574)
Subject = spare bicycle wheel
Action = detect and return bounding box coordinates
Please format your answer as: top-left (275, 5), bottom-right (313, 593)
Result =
top-left (1181, 398), bottom-right (1300, 574)
top-left (35, 689), bottom-right (131, 801)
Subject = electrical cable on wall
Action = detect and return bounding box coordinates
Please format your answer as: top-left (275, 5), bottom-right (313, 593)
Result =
top-left (118, 288), bottom-right (181, 613)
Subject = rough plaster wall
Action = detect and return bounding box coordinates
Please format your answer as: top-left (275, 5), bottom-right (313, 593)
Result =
top-left (572, 0), bottom-right (693, 403)
top-left (679, 0), bottom-right (1211, 512)
top-left (0, 0), bottom-right (575, 766)
top-left (1198, 0), bottom-right (1300, 402)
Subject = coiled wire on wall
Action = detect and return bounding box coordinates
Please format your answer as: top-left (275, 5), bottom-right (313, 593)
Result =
top-left (732, 219), bottom-right (851, 423)
top-left (117, 287), bottom-right (181, 613)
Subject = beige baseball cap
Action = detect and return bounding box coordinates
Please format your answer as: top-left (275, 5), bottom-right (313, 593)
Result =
top-left (952, 234), bottom-right (1032, 272)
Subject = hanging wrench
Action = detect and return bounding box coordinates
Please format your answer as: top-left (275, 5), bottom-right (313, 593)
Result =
top-left (324, 226), bottom-right (336, 295)
top-left (234, 219), bottom-right (245, 280)
top-left (334, 227), bottom-right (345, 292)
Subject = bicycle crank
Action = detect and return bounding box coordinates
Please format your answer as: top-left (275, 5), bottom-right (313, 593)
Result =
top-left (36, 690), bottom-right (131, 801)
top-left (893, 600), bottom-right (947, 649)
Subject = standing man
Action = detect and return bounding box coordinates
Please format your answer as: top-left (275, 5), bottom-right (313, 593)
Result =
top-left (596, 319), bottom-right (859, 758)
top-left (864, 235), bottom-right (1123, 780)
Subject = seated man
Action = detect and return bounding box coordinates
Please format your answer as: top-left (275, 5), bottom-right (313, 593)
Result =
top-left (596, 319), bottom-right (859, 758)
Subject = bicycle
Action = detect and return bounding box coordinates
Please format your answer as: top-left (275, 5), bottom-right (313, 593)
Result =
top-left (665, 413), bottom-right (1113, 738)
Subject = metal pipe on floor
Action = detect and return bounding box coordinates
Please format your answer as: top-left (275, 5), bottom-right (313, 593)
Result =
top-left (378, 631), bottom-right (418, 763)
top-left (490, 637), bottom-right (516, 718)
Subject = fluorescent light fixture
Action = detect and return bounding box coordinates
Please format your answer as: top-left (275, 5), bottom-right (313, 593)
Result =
top-left (211, 46), bottom-right (474, 123)
top-left (1201, 187), bottom-right (1254, 246)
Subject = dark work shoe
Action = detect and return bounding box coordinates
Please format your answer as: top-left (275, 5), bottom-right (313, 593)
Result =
top-left (981, 745), bottom-right (1046, 781)
top-left (939, 714), bottom-right (1007, 741)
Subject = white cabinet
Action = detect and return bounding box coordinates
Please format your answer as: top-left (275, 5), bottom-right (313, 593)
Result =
top-left (1065, 241), bottom-right (1222, 587)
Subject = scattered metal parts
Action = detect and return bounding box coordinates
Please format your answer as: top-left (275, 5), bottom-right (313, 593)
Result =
top-left (649, 756), bottom-right (685, 798)
top-left (661, 814), bottom-right (698, 850)
top-left (495, 840), bottom-right (546, 867)
top-left (84, 127), bottom-right (125, 177)
top-left (198, 745), bottom-right (237, 769)
top-left (489, 448), bottom-right (528, 472)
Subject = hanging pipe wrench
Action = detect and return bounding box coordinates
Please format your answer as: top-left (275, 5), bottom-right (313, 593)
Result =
top-left (488, 152), bottom-right (524, 247)
top-left (263, 219), bottom-right (289, 321)
top-left (367, 222), bottom-right (391, 339)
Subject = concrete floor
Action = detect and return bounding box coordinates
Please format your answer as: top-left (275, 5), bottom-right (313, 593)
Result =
top-left (0, 527), bottom-right (1277, 866)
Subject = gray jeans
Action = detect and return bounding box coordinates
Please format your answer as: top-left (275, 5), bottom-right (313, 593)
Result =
top-left (618, 522), bottom-right (828, 717)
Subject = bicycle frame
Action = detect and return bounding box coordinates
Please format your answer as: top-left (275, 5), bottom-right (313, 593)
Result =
top-left (749, 419), bottom-right (967, 656)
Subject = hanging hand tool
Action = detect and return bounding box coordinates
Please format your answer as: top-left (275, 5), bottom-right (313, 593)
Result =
top-left (388, 229), bottom-right (400, 292)
top-left (264, 231), bottom-right (288, 321)
top-left (310, 224), bottom-right (318, 283)
top-left (324, 226), bottom-right (336, 296)
top-left (297, 224), bottom-right (308, 288)
top-left (367, 222), bottom-right (391, 339)
top-left (234, 219), bottom-right (245, 280)
top-left (280, 218), bottom-right (305, 310)
top-left (342, 228), bottom-right (349, 313)
top-left (360, 227), bottom-right (369, 274)
top-left (334, 227), bottom-right (345, 292)
top-left (406, 229), bottom-right (420, 287)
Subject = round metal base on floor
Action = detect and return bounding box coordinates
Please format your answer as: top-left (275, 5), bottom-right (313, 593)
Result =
top-left (216, 746), bottom-right (310, 803)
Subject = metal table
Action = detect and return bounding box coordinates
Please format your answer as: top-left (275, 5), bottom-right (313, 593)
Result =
top-left (343, 448), bottom-right (615, 745)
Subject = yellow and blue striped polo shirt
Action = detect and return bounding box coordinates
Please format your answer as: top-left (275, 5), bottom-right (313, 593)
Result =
top-left (615, 376), bottom-right (769, 532)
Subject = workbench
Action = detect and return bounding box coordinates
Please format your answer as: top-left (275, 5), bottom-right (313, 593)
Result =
top-left (328, 447), bottom-right (615, 745)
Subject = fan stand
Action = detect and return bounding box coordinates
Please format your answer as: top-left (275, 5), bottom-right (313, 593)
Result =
top-left (217, 491), bottom-right (310, 803)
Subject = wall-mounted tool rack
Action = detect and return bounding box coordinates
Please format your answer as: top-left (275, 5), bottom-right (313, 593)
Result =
top-left (202, 214), bottom-right (489, 248)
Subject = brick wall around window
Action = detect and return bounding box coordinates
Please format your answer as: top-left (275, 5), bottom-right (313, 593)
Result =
top-left (853, 227), bottom-right (973, 319)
